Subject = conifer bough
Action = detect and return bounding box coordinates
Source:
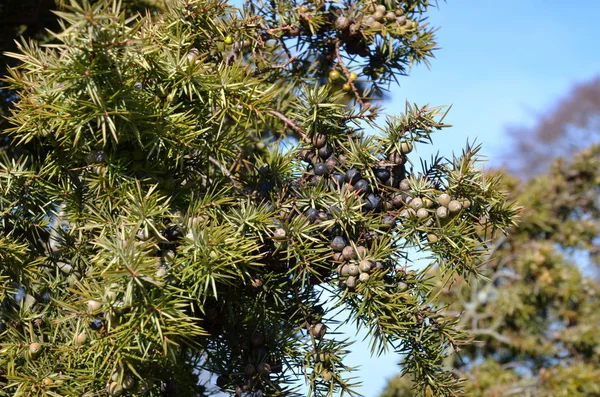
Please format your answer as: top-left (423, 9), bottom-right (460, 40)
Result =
top-left (0, 0), bottom-right (516, 396)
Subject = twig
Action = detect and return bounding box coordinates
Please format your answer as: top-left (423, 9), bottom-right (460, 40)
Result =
top-left (267, 110), bottom-right (308, 140)
top-left (254, 56), bottom-right (298, 76)
top-left (209, 156), bottom-right (238, 187)
top-left (334, 39), bottom-right (365, 109)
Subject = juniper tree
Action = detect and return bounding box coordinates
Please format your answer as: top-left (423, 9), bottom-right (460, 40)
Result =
top-left (0, 1), bottom-right (516, 396)
top-left (380, 146), bottom-right (600, 397)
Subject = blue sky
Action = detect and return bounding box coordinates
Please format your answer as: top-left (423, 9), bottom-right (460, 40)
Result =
top-left (212, 0), bottom-right (600, 395)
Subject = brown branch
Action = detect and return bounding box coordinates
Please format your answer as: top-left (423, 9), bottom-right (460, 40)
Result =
top-left (334, 39), bottom-right (365, 109)
top-left (267, 110), bottom-right (308, 140)
top-left (208, 156), bottom-right (238, 187)
top-left (254, 56), bottom-right (298, 76)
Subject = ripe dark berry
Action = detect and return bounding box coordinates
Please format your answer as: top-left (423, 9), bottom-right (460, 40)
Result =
top-left (332, 173), bottom-right (346, 186)
top-left (306, 208), bottom-right (319, 223)
top-left (216, 375), bottom-right (229, 389)
top-left (86, 150), bottom-right (106, 164)
top-left (318, 145), bottom-right (333, 159)
top-left (89, 319), bottom-right (103, 330)
top-left (312, 133), bottom-right (326, 148)
top-left (259, 164), bottom-right (269, 176)
top-left (164, 225), bottom-right (183, 241)
top-left (364, 194), bottom-right (381, 211)
top-left (331, 236), bottom-right (346, 252)
top-left (354, 179), bottom-right (371, 194)
top-left (314, 163), bottom-right (329, 176)
top-left (251, 332), bottom-right (265, 347)
top-left (346, 168), bottom-right (362, 184)
top-left (257, 363), bottom-right (271, 377)
top-left (375, 167), bottom-right (390, 182)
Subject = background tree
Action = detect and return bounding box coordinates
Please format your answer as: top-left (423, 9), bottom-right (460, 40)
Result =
top-left (380, 93), bottom-right (600, 397)
top-left (0, 1), bottom-right (516, 396)
top-left (503, 75), bottom-right (600, 179)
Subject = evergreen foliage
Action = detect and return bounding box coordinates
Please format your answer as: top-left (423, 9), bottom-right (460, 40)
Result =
top-left (0, 1), bottom-right (516, 396)
top-left (379, 145), bottom-right (600, 397)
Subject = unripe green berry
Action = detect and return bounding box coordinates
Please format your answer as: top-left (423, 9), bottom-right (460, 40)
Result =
top-left (436, 206), bottom-right (449, 219)
top-left (342, 83), bottom-right (352, 92)
top-left (273, 228), bottom-right (286, 240)
top-left (74, 331), bottom-right (87, 345)
top-left (462, 198), bottom-right (471, 209)
top-left (107, 382), bottom-right (123, 396)
top-left (346, 276), bottom-right (357, 289)
top-left (335, 16), bottom-right (350, 30)
top-left (349, 72), bottom-right (358, 81)
top-left (376, 4), bottom-right (386, 13)
top-left (358, 259), bottom-right (372, 273)
top-left (310, 323), bottom-right (327, 339)
top-left (416, 208), bottom-right (429, 219)
top-left (357, 246), bottom-right (368, 258)
top-left (87, 299), bottom-right (101, 312)
top-left (400, 141), bottom-right (413, 154)
top-left (342, 246), bottom-right (356, 261)
top-left (348, 264), bottom-right (360, 276)
top-left (437, 193), bottom-right (451, 207)
top-left (29, 342), bottom-right (42, 357)
top-left (329, 70), bottom-right (341, 81)
top-left (122, 374), bottom-right (135, 390)
top-left (389, 152), bottom-right (405, 165)
top-left (427, 233), bottom-right (438, 243)
top-left (224, 35), bottom-right (234, 45)
top-left (373, 11), bottom-right (385, 22)
top-left (448, 200), bottom-right (463, 213)
top-left (410, 197), bottom-right (423, 210)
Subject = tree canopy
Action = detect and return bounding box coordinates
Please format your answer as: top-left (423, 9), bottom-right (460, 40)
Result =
top-left (0, 1), bottom-right (516, 396)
